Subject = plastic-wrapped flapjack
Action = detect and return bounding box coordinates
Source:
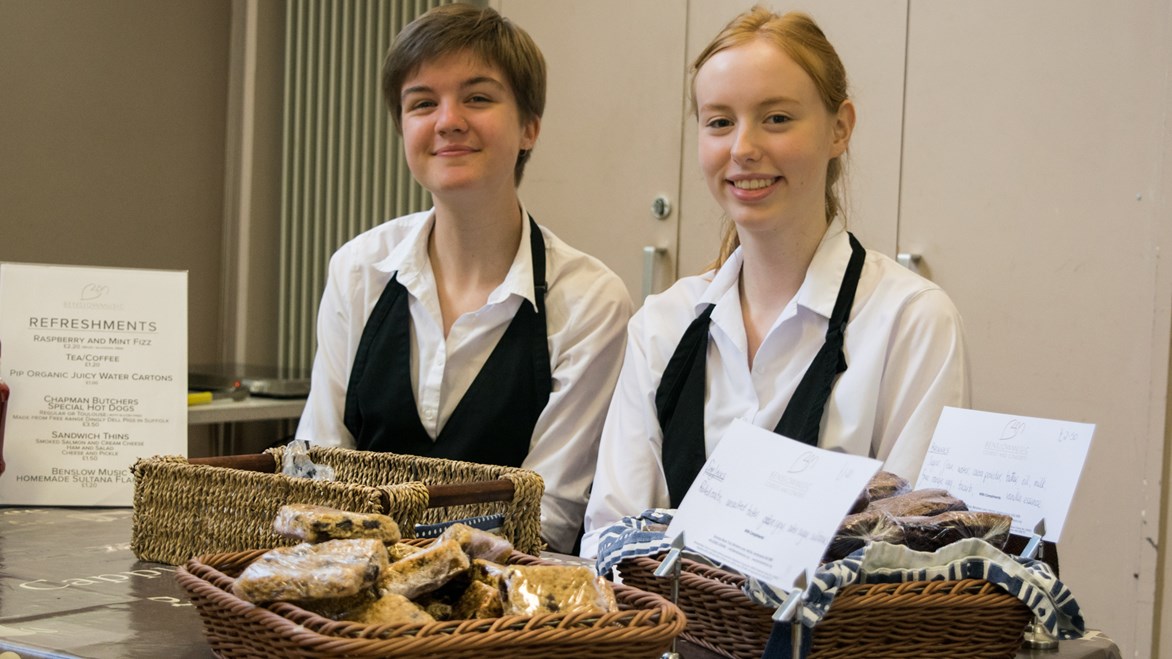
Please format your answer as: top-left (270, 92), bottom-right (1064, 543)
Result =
top-left (232, 538), bottom-right (387, 603)
top-left (387, 542), bottom-right (425, 562)
top-left (380, 538), bottom-right (470, 599)
top-left (898, 510), bottom-right (1013, 552)
top-left (453, 579), bottom-right (505, 619)
top-left (305, 590), bottom-right (437, 626)
top-left (501, 564), bottom-right (618, 617)
top-left (439, 522), bottom-right (515, 562)
top-left (350, 592), bottom-right (437, 625)
top-left (470, 558), bottom-right (507, 589)
top-left (273, 503), bottom-right (401, 543)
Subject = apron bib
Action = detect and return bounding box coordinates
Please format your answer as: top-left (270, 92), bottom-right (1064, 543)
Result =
top-left (657, 233), bottom-right (866, 506)
top-left (342, 217), bottom-right (551, 467)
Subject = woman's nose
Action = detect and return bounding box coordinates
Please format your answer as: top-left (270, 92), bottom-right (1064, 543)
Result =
top-left (435, 100), bottom-right (467, 135)
top-left (730, 126), bottom-right (760, 163)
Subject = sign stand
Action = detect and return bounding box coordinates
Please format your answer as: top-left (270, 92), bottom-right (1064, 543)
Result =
top-left (654, 532), bottom-right (687, 659)
top-left (1019, 519), bottom-right (1059, 651)
top-left (771, 571), bottom-right (809, 659)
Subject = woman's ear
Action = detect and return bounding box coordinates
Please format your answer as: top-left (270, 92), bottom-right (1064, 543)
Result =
top-left (521, 116), bottom-right (541, 151)
top-left (830, 99), bottom-right (855, 158)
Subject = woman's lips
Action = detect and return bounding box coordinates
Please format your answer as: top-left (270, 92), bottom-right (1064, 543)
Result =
top-left (434, 145), bottom-right (477, 156)
top-left (727, 176), bottom-right (781, 200)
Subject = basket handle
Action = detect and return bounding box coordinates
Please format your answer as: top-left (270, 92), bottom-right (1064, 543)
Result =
top-left (187, 454), bottom-right (516, 508)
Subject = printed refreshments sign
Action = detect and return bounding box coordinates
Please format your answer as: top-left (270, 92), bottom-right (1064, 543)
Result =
top-left (0, 263), bottom-right (187, 505)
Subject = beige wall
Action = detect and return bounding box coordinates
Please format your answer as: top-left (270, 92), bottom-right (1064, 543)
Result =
top-left (0, 0), bottom-right (232, 367)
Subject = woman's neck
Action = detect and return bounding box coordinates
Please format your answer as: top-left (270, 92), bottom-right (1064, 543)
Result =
top-left (428, 190), bottom-right (525, 337)
top-left (737, 218), bottom-right (829, 367)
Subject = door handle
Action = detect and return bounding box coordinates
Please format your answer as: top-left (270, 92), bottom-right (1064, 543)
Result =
top-left (897, 252), bottom-right (922, 275)
top-left (643, 246), bottom-right (666, 299)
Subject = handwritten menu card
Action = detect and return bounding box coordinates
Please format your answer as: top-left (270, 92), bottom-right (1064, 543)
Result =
top-left (667, 420), bottom-right (881, 591)
top-left (0, 263), bottom-right (187, 506)
top-left (915, 407), bottom-right (1094, 541)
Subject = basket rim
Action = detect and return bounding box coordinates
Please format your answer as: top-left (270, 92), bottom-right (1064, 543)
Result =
top-left (617, 553), bottom-right (1032, 659)
top-left (621, 553), bottom-right (1027, 607)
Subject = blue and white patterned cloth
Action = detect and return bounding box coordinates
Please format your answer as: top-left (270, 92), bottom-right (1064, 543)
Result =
top-left (596, 509), bottom-right (1085, 641)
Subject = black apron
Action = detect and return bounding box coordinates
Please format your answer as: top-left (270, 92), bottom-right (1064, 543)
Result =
top-left (342, 216), bottom-right (551, 467)
top-left (658, 233), bottom-right (867, 507)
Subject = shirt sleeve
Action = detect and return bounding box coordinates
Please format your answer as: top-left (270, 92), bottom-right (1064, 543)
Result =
top-left (872, 287), bottom-right (971, 480)
top-left (295, 248), bottom-right (360, 449)
top-left (522, 270), bottom-right (633, 554)
top-left (579, 307), bottom-right (674, 558)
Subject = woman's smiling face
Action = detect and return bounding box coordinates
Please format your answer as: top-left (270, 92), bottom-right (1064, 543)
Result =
top-left (694, 38), bottom-right (852, 236)
top-left (399, 50), bottom-right (538, 199)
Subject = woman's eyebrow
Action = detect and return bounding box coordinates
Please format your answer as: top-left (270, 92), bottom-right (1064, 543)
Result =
top-left (401, 76), bottom-right (507, 100)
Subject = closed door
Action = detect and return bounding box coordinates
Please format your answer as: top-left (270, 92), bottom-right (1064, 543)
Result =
top-left (501, 0), bottom-right (688, 302)
top-left (897, 3), bottom-right (1170, 655)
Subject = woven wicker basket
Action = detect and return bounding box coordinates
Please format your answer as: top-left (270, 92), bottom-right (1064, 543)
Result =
top-left (177, 545), bottom-right (686, 658)
top-left (620, 555), bottom-right (1032, 659)
top-left (132, 446), bottom-right (545, 565)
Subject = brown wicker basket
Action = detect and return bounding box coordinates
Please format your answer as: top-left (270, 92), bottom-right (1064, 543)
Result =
top-left (620, 555), bottom-right (1032, 659)
top-left (177, 545), bottom-right (686, 658)
top-left (132, 446), bottom-right (545, 565)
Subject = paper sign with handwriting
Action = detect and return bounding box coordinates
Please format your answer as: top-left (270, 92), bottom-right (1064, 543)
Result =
top-left (667, 419), bottom-right (881, 590)
top-left (915, 407), bottom-right (1093, 541)
top-left (0, 263), bottom-right (187, 506)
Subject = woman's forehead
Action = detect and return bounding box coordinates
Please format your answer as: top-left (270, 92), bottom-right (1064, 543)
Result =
top-left (695, 39), bottom-right (818, 105)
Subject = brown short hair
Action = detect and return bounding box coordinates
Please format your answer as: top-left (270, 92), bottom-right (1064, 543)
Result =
top-left (382, 3), bottom-right (546, 185)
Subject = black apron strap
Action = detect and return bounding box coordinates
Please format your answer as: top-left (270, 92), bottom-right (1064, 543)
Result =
top-left (342, 273), bottom-right (407, 441)
top-left (657, 303), bottom-right (716, 508)
top-left (773, 233), bottom-right (866, 445)
top-left (526, 216), bottom-right (551, 418)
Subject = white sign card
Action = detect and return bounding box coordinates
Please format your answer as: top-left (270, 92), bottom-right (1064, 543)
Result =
top-left (667, 420), bottom-right (881, 590)
top-left (0, 263), bottom-right (187, 506)
top-left (915, 406), bottom-right (1094, 541)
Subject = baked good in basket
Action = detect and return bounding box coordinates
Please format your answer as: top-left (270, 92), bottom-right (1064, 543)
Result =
top-left (864, 487), bottom-right (967, 517)
top-left (350, 592), bottom-right (437, 625)
top-left (273, 503), bottom-right (402, 543)
top-left (502, 564), bottom-right (618, 616)
top-left (439, 522), bottom-right (514, 562)
top-left (453, 579), bottom-right (505, 619)
top-left (232, 538), bottom-right (387, 602)
top-left (177, 543), bottom-right (686, 658)
top-left (380, 538), bottom-right (471, 599)
top-left (898, 510), bottom-right (1012, 552)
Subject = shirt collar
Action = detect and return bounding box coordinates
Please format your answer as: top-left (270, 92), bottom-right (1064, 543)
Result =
top-left (373, 209), bottom-right (434, 291)
top-left (371, 205), bottom-right (538, 310)
top-left (698, 217), bottom-right (853, 321)
top-left (492, 204), bottom-right (539, 310)
top-left (794, 217), bottom-right (851, 320)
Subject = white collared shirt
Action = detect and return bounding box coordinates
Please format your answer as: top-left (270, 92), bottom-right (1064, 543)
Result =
top-left (296, 207), bottom-right (634, 552)
top-left (580, 219), bottom-right (970, 557)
